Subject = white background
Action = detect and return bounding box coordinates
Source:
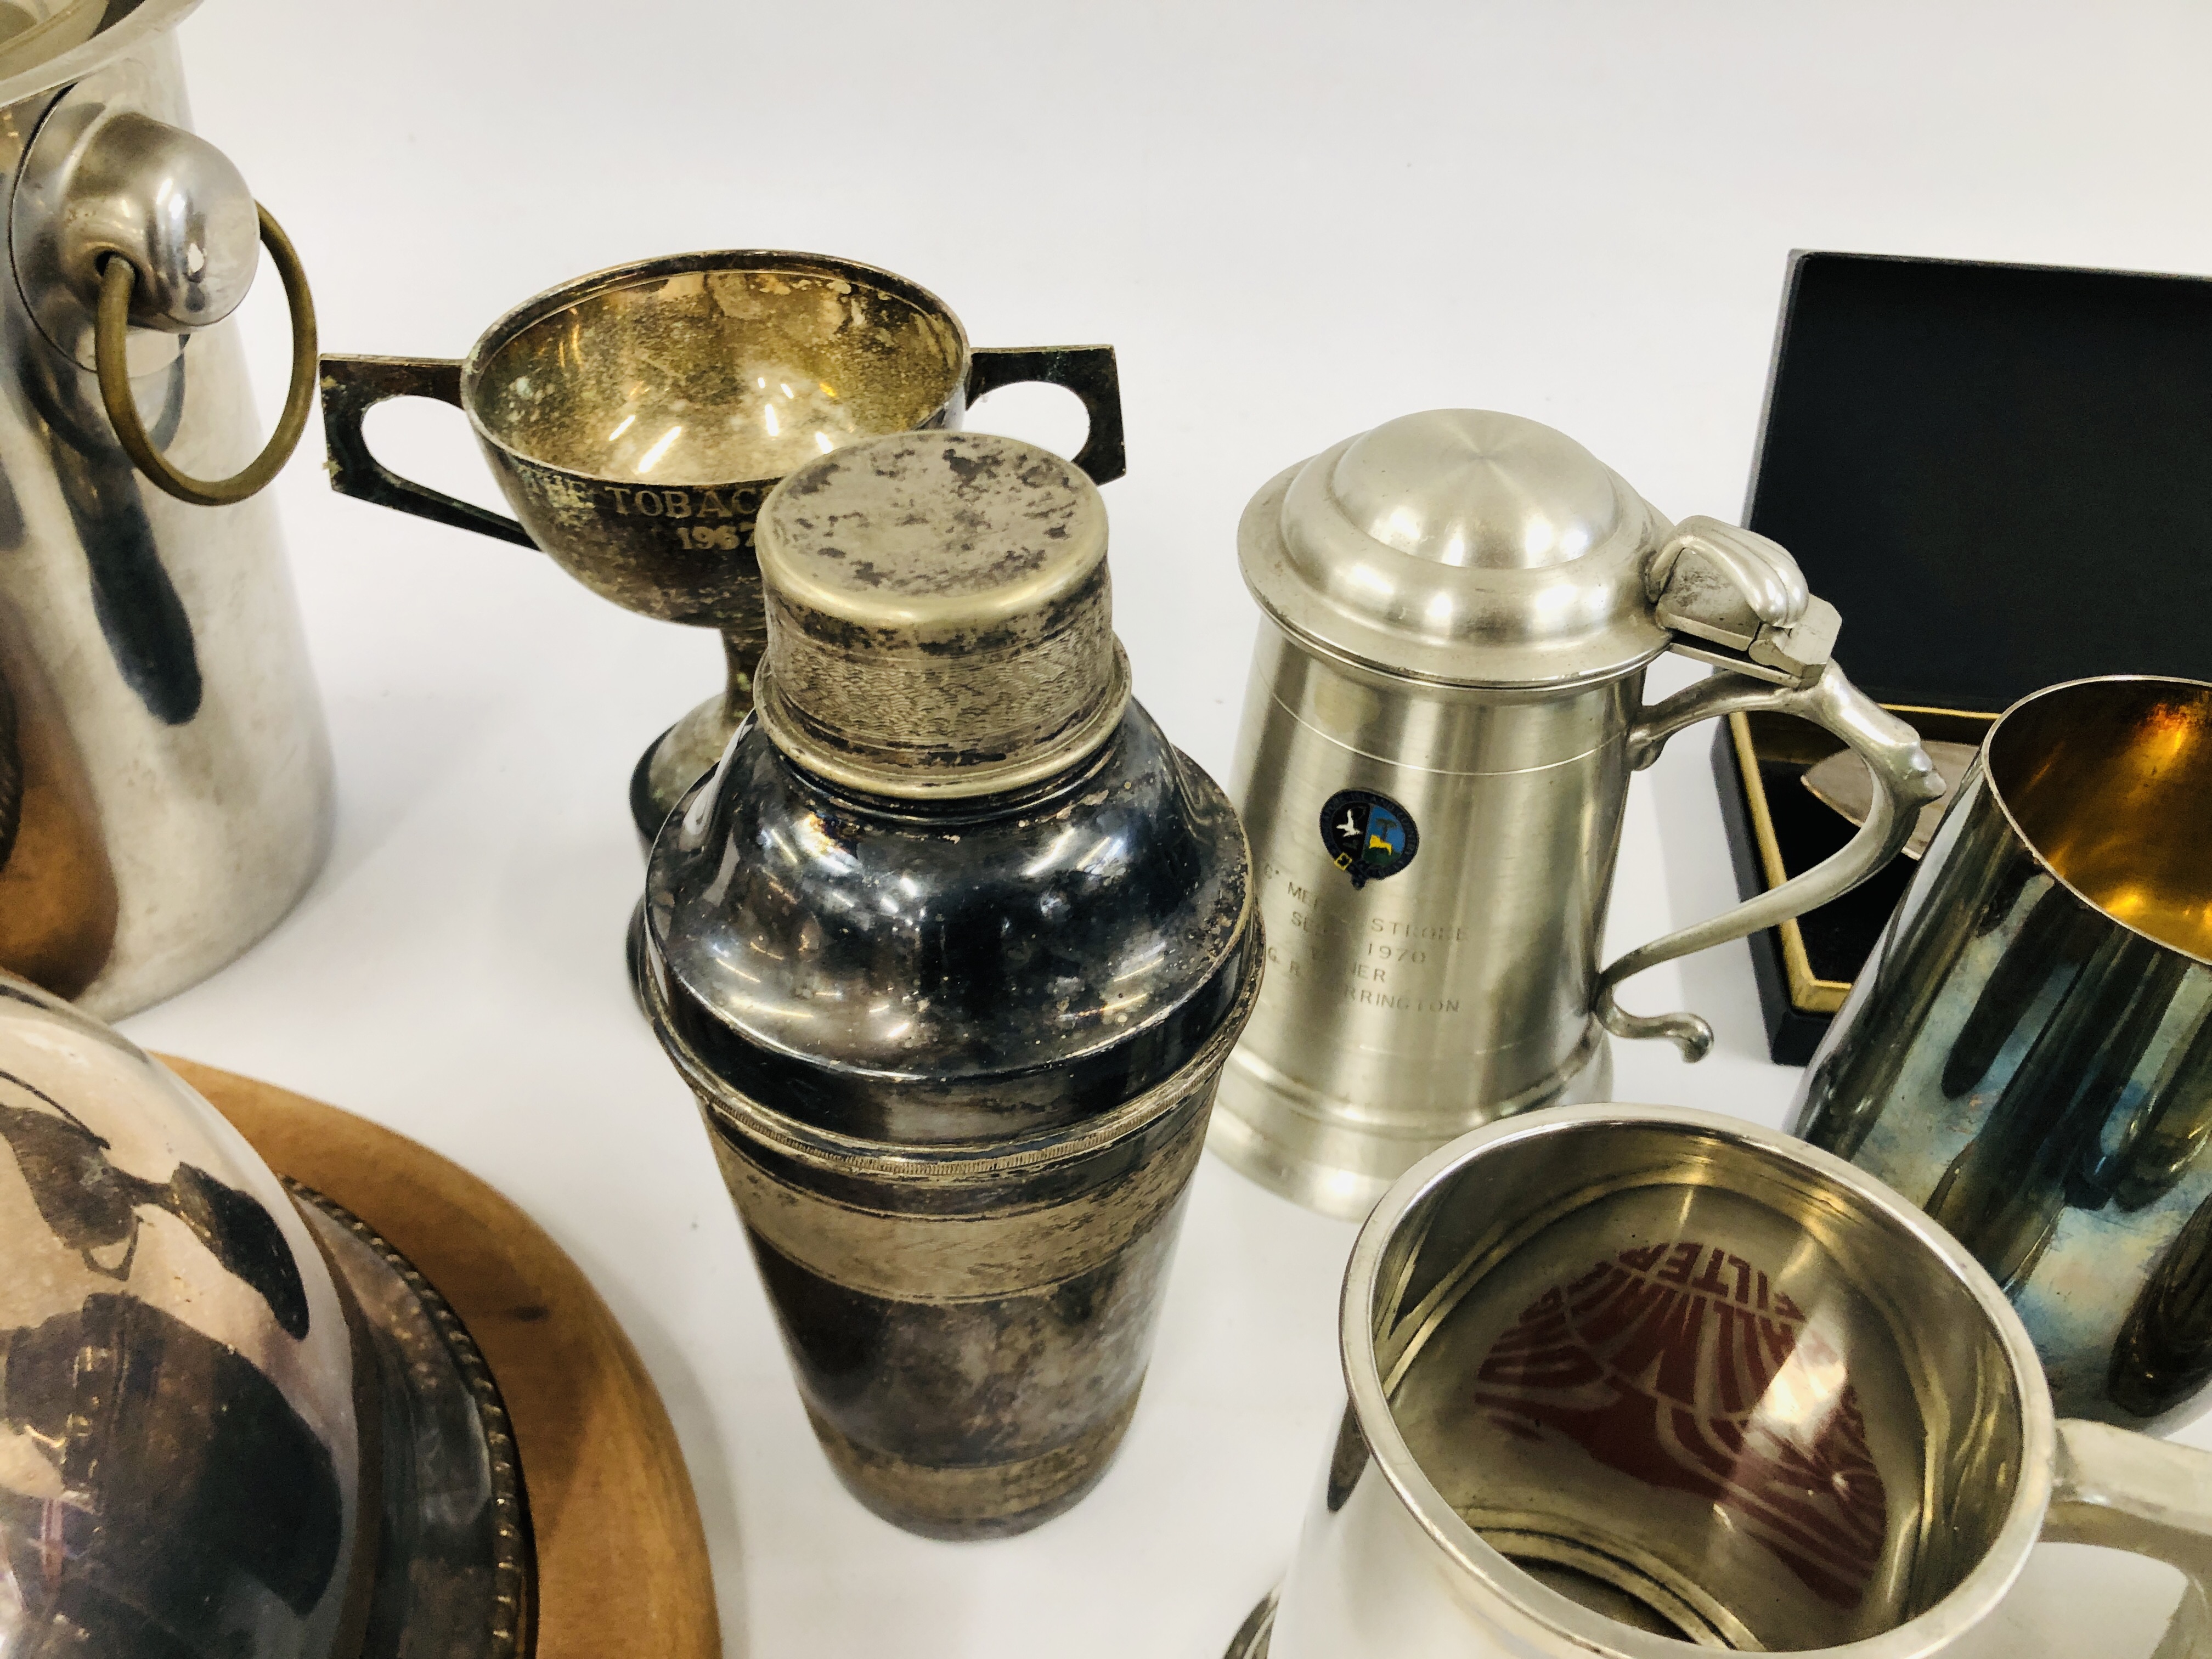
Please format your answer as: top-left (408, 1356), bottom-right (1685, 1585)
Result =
top-left (119, 3), bottom-right (2212, 1654)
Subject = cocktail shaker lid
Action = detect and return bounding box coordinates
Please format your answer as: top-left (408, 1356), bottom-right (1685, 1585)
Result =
top-left (1240, 409), bottom-right (1676, 689)
top-left (753, 431), bottom-right (1131, 798)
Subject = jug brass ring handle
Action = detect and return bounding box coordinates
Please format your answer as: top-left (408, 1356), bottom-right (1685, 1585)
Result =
top-left (93, 203), bottom-right (317, 508)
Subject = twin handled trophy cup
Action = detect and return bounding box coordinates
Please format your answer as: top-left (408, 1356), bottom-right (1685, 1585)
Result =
top-left (319, 251), bottom-right (1124, 911)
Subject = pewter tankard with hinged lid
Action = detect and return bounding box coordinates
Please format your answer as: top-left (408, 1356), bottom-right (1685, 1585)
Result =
top-left (1210, 411), bottom-right (1940, 1219)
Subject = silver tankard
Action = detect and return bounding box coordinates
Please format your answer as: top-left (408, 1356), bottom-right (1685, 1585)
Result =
top-left (1233, 1104), bottom-right (2212, 1659)
top-left (1210, 410), bottom-right (1939, 1217)
top-left (1798, 675), bottom-right (2212, 1429)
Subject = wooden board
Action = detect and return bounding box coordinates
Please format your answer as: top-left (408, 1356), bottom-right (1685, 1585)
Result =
top-left (161, 1057), bottom-right (721, 1659)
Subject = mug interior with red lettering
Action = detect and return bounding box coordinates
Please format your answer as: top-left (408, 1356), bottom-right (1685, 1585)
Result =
top-left (1238, 1103), bottom-right (2212, 1659)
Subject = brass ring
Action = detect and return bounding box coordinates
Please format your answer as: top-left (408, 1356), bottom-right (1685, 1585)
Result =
top-left (94, 202), bottom-right (318, 507)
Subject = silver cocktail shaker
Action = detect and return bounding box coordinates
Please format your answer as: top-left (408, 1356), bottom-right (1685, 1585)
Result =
top-left (1210, 410), bottom-right (1938, 1218)
top-left (0, 0), bottom-right (328, 1017)
top-left (644, 431), bottom-right (1260, 1538)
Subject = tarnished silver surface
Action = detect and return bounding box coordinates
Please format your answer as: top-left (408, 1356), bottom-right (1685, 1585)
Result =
top-left (1797, 676), bottom-right (2212, 1431)
top-left (645, 435), bottom-right (1256, 1538)
top-left (0, 14), bottom-right (331, 1018)
top-left (1211, 411), bottom-right (1939, 1218)
top-left (753, 432), bottom-right (1128, 799)
top-left (1244, 1104), bottom-right (2212, 1659)
top-left (0, 973), bottom-right (524, 1658)
top-left (1803, 739), bottom-right (1979, 860)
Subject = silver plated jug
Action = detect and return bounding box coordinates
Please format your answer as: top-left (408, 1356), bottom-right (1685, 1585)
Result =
top-left (0, 0), bottom-right (328, 1017)
top-left (1210, 411), bottom-right (1939, 1218)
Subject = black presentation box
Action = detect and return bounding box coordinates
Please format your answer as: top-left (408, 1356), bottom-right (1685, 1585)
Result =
top-left (1717, 251), bottom-right (2212, 1064)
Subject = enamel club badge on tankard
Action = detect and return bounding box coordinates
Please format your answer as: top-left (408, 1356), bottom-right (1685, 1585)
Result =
top-left (1320, 789), bottom-right (1419, 889)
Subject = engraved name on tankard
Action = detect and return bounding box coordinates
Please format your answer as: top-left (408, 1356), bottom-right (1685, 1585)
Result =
top-left (1209, 411), bottom-right (1939, 1218)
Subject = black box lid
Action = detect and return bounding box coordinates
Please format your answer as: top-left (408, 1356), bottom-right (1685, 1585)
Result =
top-left (1745, 252), bottom-right (2212, 713)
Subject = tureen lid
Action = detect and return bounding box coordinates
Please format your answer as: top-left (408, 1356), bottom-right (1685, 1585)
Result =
top-left (0, 975), bottom-right (524, 1658)
top-left (1239, 409), bottom-right (1676, 689)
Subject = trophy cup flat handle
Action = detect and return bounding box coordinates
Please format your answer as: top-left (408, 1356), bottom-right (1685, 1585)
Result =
top-left (964, 346), bottom-right (1125, 485)
top-left (1594, 659), bottom-right (1942, 1060)
top-left (319, 354), bottom-right (535, 548)
top-left (2047, 1419), bottom-right (2212, 1658)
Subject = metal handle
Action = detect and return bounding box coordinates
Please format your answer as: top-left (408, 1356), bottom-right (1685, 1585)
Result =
top-left (964, 345), bottom-right (1126, 484)
top-left (94, 204), bottom-right (317, 508)
top-left (2047, 1419), bottom-right (2212, 1658)
top-left (318, 354), bottom-right (534, 548)
top-left (1594, 659), bottom-right (1943, 1059)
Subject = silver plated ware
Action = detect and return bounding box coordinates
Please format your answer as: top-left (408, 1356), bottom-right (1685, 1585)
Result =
top-left (0, 0), bottom-right (330, 1018)
top-left (1237, 1102), bottom-right (2212, 1659)
top-left (1211, 410), bottom-right (1939, 1218)
top-left (1797, 675), bottom-right (2212, 1429)
top-left (319, 250), bottom-right (1123, 852)
top-left (644, 432), bottom-right (1257, 1538)
top-left (0, 972), bottom-right (526, 1657)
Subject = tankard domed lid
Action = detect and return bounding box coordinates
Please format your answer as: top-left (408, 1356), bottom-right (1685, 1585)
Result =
top-left (1240, 409), bottom-right (1677, 688)
top-left (0, 975), bottom-right (524, 1658)
top-left (753, 430), bottom-right (1130, 798)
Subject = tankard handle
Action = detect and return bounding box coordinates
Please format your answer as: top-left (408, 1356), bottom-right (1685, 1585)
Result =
top-left (2047, 1419), bottom-right (2212, 1657)
top-left (1593, 659), bottom-right (1942, 1059)
top-left (318, 354), bottom-right (535, 548)
top-left (965, 346), bottom-right (1126, 484)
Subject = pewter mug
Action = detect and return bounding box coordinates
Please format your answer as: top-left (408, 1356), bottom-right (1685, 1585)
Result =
top-left (1234, 1104), bottom-right (2212, 1659)
top-left (1797, 675), bottom-right (2212, 1430)
top-left (1210, 411), bottom-right (1939, 1219)
top-left (0, 0), bottom-right (330, 1018)
top-left (318, 250), bottom-right (1125, 848)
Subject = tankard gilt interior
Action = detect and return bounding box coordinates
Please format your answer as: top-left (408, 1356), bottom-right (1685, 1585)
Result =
top-left (1987, 676), bottom-right (2212, 962)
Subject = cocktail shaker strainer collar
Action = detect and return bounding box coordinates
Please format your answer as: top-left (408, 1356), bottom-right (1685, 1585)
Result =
top-left (753, 430), bottom-right (1131, 799)
top-left (1240, 409), bottom-right (1843, 690)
